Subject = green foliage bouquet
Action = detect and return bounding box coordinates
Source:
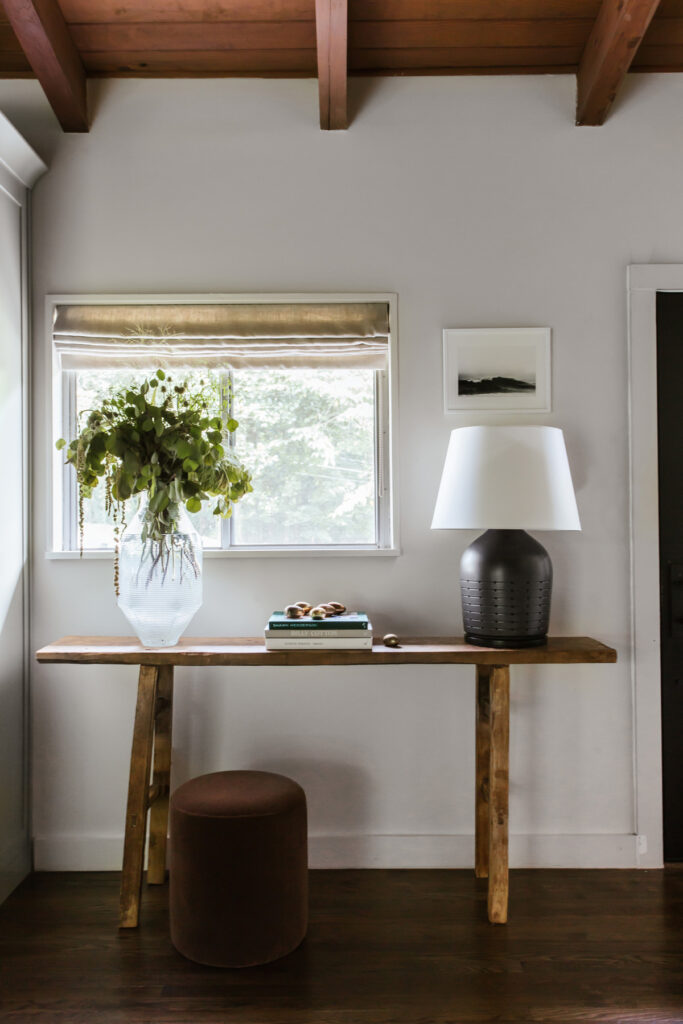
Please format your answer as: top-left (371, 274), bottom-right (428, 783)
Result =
top-left (57, 369), bottom-right (253, 585)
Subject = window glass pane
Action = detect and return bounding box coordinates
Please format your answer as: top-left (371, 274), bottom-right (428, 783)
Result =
top-left (230, 368), bottom-right (376, 546)
top-left (73, 369), bottom-right (222, 549)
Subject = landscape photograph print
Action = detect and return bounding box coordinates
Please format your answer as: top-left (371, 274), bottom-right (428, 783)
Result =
top-left (457, 342), bottom-right (536, 396)
top-left (443, 327), bottom-right (551, 412)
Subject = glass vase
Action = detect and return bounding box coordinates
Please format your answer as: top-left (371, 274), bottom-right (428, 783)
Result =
top-left (117, 495), bottom-right (203, 648)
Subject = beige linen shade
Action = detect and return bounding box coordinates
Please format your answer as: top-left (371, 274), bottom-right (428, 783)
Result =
top-left (53, 302), bottom-right (390, 370)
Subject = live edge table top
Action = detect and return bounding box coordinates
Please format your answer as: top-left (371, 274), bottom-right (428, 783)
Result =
top-left (36, 636), bottom-right (617, 667)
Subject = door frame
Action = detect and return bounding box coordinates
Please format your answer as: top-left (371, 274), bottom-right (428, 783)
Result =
top-left (0, 114), bottom-right (45, 901)
top-left (626, 264), bottom-right (683, 868)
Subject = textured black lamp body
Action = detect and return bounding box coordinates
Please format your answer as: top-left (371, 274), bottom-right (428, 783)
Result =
top-left (460, 529), bottom-right (552, 648)
top-left (431, 426), bottom-right (581, 649)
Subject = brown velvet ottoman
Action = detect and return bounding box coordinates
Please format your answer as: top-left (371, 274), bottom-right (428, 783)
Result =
top-left (169, 770), bottom-right (308, 967)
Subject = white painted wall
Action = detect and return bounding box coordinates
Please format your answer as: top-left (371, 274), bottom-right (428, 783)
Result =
top-left (0, 70), bottom-right (676, 869)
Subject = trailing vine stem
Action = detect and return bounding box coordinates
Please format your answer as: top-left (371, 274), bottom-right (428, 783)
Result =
top-left (76, 438), bottom-right (85, 556)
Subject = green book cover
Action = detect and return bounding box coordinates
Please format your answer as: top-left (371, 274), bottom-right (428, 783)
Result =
top-left (267, 612), bottom-right (370, 630)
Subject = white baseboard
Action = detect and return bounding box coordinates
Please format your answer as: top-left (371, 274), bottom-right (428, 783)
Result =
top-left (33, 832), bottom-right (648, 872)
top-left (34, 835), bottom-right (124, 871)
top-left (310, 832), bottom-right (642, 868)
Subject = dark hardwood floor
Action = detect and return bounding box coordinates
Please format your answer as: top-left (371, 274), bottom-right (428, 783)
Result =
top-left (0, 870), bottom-right (681, 1023)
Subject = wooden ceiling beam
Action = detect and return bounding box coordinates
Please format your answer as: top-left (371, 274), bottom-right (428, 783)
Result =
top-left (59, 0), bottom-right (314, 20)
top-left (576, 0), bottom-right (662, 125)
top-left (1, 0), bottom-right (88, 131)
top-left (315, 0), bottom-right (347, 130)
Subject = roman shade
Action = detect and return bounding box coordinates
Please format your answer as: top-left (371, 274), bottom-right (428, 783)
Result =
top-left (53, 302), bottom-right (390, 370)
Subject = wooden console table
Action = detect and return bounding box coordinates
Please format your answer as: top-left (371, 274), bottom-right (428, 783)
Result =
top-left (36, 636), bottom-right (616, 929)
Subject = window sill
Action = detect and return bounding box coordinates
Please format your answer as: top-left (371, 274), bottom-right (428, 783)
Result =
top-left (45, 546), bottom-right (401, 560)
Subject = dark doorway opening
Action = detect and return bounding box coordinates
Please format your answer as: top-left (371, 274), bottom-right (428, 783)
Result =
top-left (656, 291), bottom-right (683, 862)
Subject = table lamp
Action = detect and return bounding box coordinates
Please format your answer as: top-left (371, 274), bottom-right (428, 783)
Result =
top-left (431, 426), bottom-right (581, 648)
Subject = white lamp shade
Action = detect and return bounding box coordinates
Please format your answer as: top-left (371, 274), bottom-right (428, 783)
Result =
top-left (431, 426), bottom-right (581, 531)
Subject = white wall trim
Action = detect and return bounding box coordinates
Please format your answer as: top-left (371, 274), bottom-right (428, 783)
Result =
top-left (0, 110), bottom-right (46, 190)
top-left (625, 263), bottom-right (683, 869)
top-left (44, 546), bottom-right (401, 559)
top-left (0, 117), bottom-right (46, 903)
top-left (34, 832), bottom-right (642, 872)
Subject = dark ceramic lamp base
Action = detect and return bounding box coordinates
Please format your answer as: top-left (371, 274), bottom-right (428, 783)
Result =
top-left (460, 529), bottom-right (552, 649)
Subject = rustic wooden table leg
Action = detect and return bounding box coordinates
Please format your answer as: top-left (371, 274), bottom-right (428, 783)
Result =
top-left (147, 665), bottom-right (174, 885)
top-left (487, 664), bottom-right (510, 924)
top-left (119, 664), bottom-right (159, 928)
top-left (475, 665), bottom-right (491, 879)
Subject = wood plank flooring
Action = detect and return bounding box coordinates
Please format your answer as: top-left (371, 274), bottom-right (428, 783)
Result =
top-left (0, 869), bottom-right (681, 1023)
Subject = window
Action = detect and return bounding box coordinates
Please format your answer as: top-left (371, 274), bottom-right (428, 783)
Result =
top-left (49, 296), bottom-right (396, 554)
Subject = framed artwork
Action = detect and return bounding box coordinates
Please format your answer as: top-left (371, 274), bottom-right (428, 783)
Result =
top-left (443, 327), bottom-right (551, 413)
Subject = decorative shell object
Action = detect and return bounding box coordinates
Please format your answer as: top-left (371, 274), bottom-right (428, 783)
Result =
top-left (285, 604), bottom-right (305, 619)
top-left (283, 599), bottom-right (348, 619)
top-left (383, 633), bottom-right (400, 647)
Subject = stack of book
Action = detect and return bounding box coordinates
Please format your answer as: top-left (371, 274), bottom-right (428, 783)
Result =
top-left (264, 612), bottom-right (373, 650)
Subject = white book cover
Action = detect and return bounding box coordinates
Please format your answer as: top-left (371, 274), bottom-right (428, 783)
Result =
top-left (265, 636), bottom-right (373, 650)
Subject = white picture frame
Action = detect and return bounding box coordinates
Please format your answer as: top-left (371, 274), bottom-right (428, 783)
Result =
top-left (443, 327), bottom-right (551, 413)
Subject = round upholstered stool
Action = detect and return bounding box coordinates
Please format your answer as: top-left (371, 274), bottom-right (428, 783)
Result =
top-left (169, 770), bottom-right (308, 967)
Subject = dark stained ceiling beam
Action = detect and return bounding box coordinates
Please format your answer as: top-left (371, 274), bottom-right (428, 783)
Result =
top-left (315, 0), bottom-right (347, 130)
top-left (576, 0), bottom-right (662, 125)
top-left (1, 0), bottom-right (88, 131)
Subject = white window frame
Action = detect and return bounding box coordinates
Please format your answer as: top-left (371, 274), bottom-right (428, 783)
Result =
top-left (46, 292), bottom-right (399, 558)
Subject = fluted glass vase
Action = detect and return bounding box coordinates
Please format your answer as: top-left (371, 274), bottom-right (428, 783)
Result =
top-left (117, 494), bottom-right (203, 648)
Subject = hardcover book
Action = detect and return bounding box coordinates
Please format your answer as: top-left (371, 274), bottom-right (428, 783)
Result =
top-left (264, 628), bottom-right (370, 639)
top-left (267, 612), bottom-right (371, 631)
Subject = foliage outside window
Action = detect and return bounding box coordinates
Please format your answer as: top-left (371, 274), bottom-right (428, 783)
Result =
top-left (65, 366), bottom-right (380, 551)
